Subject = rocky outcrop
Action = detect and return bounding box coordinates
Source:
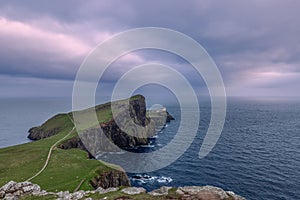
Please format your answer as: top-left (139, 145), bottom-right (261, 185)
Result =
top-left (58, 136), bottom-right (95, 159)
top-left (0, 181), bottom-right (246, 200)
top-left (176, 186), bottom-right (246, 200)
top-left (61, 95), bottom-right (173, 155)
top-left (121, 187), bottom-right (146, 195)
top-left (0, 181), bottom-right (96, 200)
top-left (28, 95), bottom-right (170, 152)
top-left (90, 170), bottom-right (130, 189)
top-left (0, 181), bottom-right (45, 200)
top-left (24, 95), bottom-right (176, 196)
top-left (166, 111), bottom-right (175, 122)
top-left (148, 186), bottom-right (172, 196)
top-left (28, 126), bottom-right (60, 140)
top-left (27, 113), bottom-right (68, 140)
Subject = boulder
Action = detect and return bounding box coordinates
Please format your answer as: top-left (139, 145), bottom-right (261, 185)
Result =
top-left (96, 187), bottom-right (119, 194)
top-left (121, 187), bottom-right (146, 195)
top-left (176, 186), bottom-right (246, 200)
top-left (148, 186), bottom-right (172, 196)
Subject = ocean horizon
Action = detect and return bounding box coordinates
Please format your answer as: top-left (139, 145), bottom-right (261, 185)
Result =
top-left (0, 96), bottom-right (299, 200)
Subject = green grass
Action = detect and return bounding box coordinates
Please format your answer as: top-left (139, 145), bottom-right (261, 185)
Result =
top-left (0, 106), bottom-right (116, 191)
top-left (0, 125), bottom-right (73, 185)
top-left (0, 95), bottom-right (145, 192)
top-left (31, 148), bottom-right (110, 192)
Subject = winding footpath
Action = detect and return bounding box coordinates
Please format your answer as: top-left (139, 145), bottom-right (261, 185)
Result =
top-left (26, 117), bottom-right (75, 182)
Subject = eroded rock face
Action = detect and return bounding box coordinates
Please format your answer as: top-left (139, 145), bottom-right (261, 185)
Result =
top-left (28, 126), bottom-right (61, 140)
top-left (28, 95), bottom-right (173, 153)
top-left (27, 114), bottom-right (67, 140)
top-left (63, 95), bottom-right (157, 155)
top-left (90, 170), bottom-right (130, 189)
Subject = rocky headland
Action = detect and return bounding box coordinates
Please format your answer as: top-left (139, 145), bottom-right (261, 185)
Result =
top-left (26, 95), bottom-right (174, 190)
top-left (0, 95), bottom-right (245, 199)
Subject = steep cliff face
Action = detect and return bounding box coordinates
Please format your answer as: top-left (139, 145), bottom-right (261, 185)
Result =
top-left (28, 127), bottom-right (60, 140)
top-left (60, 95), bottom-right (159, 155)
top-left (166, 111), bottom-right (175, 122)
top-left (26, 95), bottom-right (173, 190)
top-left (90, 170), bottom-right (130, 189)
top-left (28, 95), bottom-right (173, 152)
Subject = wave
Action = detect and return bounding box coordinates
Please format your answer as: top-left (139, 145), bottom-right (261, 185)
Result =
top-left (130, 174), bottom-right (173, 184)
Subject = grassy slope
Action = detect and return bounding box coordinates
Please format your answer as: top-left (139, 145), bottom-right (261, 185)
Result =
top-left (0, 105), bottom-right (114, 192)
top-left (0, 114), bottom-right (72, 185)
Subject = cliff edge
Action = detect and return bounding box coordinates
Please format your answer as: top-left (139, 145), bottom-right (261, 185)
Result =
top-left (26, 95), bottom-right (174, 190)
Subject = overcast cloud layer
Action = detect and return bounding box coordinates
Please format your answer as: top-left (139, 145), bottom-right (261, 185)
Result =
top-left (0, 0), bottom-right (300, 98)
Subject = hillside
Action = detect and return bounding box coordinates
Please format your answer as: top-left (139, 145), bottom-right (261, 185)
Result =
top-left (0, 95), bottom-right (160, 192)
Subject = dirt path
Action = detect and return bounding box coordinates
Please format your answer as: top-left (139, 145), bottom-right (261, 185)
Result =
top-left (73, 178), bottom-right (86, 192)
top-left (26, 117), bottom-right (75, 182)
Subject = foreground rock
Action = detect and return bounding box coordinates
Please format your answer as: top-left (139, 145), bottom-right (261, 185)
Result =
top-left (148, 186), bottom-right (172, 196)
top-left (176, 186), bottom-right (246, 200)
top-left (0, 181), bottom-right (45, 199)
top-left (0, 181), bottom-right (93, 200)
top-left (0, 181), bottom-right (246, 200)
top-left (121, 187), bottom-right (146, 195)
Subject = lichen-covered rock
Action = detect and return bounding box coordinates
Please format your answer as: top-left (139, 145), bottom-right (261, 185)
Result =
top-left (0, 181), bottom-right (41, 200)
top-left (121, 187), bottom-right (146, 195)
top-left (1, 181), bottom-right (16, 193)
top-left (176, 186), bottom-right (246, 200)
top-left (226, 191), bottom-right (246, 200)
top-left (0, 182), bottom-right (246, 200)
top-left (148, 186), bottom-right (172, 196)
top-left (3, 193), bottom-right (17, 200)
top-left (177, 186), bottom-right (229, 197)
top-left (95, 187), bottom-right (119, 194)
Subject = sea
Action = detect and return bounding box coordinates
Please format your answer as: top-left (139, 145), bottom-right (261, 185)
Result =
top-left (0, 97), bottom-right (299, 200)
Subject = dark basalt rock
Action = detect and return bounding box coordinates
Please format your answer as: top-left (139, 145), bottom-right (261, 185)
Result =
top-left (90, 170), bottom-right (130, 189)
top-left (28, 95), bottom-right (172, 152)
top-left (58, 136), bottom-right (94, 159)
top-left (28, 126), bottom-right (61, 140)
top-left (166, 111), bottom-right (175, 122)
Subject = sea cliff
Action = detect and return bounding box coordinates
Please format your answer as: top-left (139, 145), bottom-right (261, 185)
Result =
top-left (0, 95), bottom-right (245, 199)
top-left (26, 95), bottom-right (174, 190)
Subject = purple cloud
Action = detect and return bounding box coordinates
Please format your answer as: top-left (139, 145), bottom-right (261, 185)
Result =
top-left (0, 0), bottom-right (299, 97)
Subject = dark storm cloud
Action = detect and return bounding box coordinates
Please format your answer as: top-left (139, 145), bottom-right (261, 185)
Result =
top-left (0, 0), bottom-right (300, 96)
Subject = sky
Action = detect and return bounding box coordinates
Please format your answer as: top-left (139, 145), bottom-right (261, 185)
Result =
top-left (0, 0), bottom-right (300, 99)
